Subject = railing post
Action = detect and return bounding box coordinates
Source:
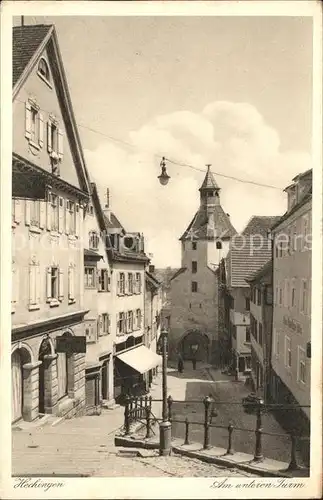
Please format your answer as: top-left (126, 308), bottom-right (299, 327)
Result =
top-left (145, 405), bottom-right (152, 439)
top-left (124, 395), bottom-right (130, 435)
top-left (184, 417), bottom-right (190, 445)
top-left (226, 424), bottom-right (234, 455)
top-left (203, 396), bottom-right (212, 450)
top-left (167, 395), bottom-right (173, 422)
top-left (287, 433), bottom-right (300, 471)
top-left (254, 399), bottom-right (264, 462)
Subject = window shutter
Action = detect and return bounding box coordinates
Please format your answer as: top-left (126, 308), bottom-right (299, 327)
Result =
top-left (68, 266), bottom-right (75, 300)
top-left (25, 199), bottom-right (31, 226)
top-left (39, 200), bottom-right (46, 229)
top-left (25, 101), bottom-right (32, 139)
top-left (58, 268), bottom-right (64, 301)
top-left (97, 315), bottom-right (102, 336)
top-left (125, 276), bottom-right (129, 295)
top-left (47, 121), bottom-right (52, 152)
top-left (36, 265), bottom-right (41, 304)
top-left (29, 265), bottom-right (36, 305)
top-left (38, 113), bottom-right (44, 147)
top-left (58, 197), bottom-right (64, 233)
top-left (124, 312), bottom-right (128, 333)
top-left (46, 267), bottom-right (52, 300)
top-left (116, 313), bottom-right (120, 334)
top-left (75, 204), bottom-right (80, 237)
top-left (46, 191), bottom-right (51, 230)
top-left (117, 274), bottom-right (120, 295)
top-left (58, 129), bottom-right (64, 159)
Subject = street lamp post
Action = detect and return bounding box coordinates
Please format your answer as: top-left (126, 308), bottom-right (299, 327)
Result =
top-left (159, 328), bottom-right (172, 456)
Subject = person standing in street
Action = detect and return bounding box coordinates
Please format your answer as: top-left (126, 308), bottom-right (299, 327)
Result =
top-left (177, 352), bottom-right (184, 373)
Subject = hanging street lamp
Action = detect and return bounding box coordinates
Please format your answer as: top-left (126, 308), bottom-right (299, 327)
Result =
top-left (158, 157), bottom-right (171, 186)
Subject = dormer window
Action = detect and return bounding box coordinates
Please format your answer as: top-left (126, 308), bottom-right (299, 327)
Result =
top-left (37, 58), bottom-right (51, 86)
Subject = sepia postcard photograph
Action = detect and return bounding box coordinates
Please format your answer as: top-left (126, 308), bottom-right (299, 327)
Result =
top-left (0, 1), bottom-right (322, 499)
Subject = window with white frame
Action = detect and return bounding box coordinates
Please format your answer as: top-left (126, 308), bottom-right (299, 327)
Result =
top-left (297, 346), bottom-right (306, 384)
top-left (47, 118), bottom-right (63, 158)
top-left (85, 321), bottom-right (97, 343)
top-left (89, 231), bottom-right (99, 250)
top-left (84, 266), bottom-right (96, 288)
top-left (66, 201), bottom-right (76, 235)
top-left (98, 313), bottom-right (110, 336)
top-left (285, 336), bottom-right (292, 368)
top-left (46, 265), bottom-right (63, 303)
top-left (127, 310), bottom-right (134, 332)
top-left (118, 273), bottom-right (125, 295)
top-left (136, 309), bottom-right (142, 330)
top-left (300, 280), bottom-right (308, 314)
top-left (50, 193), bottom-right (59, 232)
top-left (135, 272), bottom-right (141, 294)
top-left (25, 100), bottom-right (44, 149)
top-left (38, 58), bottom-right (50, 83)
top-left (68, 264), bottom-right (75, 303)
top-left (128, 273), bottom-right (134, 294)
top-left (291, 279), bottom-right (296, 308)
top-left (117, 312), bottom-right (125, 335)
top-left (98, 269), bottom-right (109, 292)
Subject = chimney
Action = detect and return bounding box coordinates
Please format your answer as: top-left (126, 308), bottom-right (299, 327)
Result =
top-left (104, 188), bottom-right (111, 222)
top-left (149, 265), bottom-right (155, 274)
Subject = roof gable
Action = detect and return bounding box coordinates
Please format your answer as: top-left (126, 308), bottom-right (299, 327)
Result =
top-left (13, 24), bottom-right (91, 195)
top-left (242, 216), bottom-right (281, 237)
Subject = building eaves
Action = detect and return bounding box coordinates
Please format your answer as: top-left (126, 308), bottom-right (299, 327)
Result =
top-left (169, 267), bottom-right (187, 282)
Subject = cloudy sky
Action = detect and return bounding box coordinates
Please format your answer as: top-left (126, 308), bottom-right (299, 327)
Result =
top-left (22, 15), bottom-right (313, 267)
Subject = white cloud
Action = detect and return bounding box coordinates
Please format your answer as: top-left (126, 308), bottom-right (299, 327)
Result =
top-left (84, 101), bottom-right (311, 267)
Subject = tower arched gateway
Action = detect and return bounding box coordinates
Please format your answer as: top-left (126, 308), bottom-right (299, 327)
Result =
top-left (179, 330), bottom-right (210, 362)
top-left (169, 165), bottom-right (237, 365)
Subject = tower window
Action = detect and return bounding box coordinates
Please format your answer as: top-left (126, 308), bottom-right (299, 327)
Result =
top-left (191, 281), bottom-right (198, 293)
top-left (192, 261), bottom-right (197, 273)
top-left (216, 241), bottom-right (222, 250)
top-left (207, 191), bottom-right (214, 197)
top-left (192, 241), bottom-right (197, 250)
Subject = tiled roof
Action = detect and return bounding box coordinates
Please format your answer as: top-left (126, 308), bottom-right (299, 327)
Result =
top-left (13, 25), bottom-right (52, 87)
top-left (84, 249), bottom-right (103, 260)
top-left (199, 165), bottom-right (219, 191)
top-left (242, 216), bottom-right (281, 237)
top-left (180, 205), bottom-right (237, 241)
top-left (245, 259), bottom-right (272, 283)
top-left (170, 267), bottom-right (187, 282)
top-left (230, 236), bottom-right (273, 287)
top-left (103, 213), bottom-right (125, 231)
top-left (228, 215), bottom-right (278, 288)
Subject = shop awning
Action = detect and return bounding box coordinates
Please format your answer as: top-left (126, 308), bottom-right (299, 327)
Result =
top-left (116, 345), bottom-right (162, 374)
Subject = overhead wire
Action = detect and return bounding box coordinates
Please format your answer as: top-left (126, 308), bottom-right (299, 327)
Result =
top-left (15, 98), bottom-right (282, 191)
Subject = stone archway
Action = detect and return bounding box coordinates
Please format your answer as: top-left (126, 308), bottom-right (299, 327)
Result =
top-left (11, 346), bottom-right (32, 423)
top-left (179, 330), bottom-right (210, 362)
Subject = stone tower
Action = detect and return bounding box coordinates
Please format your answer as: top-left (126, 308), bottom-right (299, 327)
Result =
top-left (169, 165), bottom-right (236, 365)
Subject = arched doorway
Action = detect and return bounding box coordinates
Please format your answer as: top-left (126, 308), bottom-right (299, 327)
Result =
top-left (38, 338), bottom-right (52, 414)
top-left (179, 331), bottom-right (210, 362)
top-left (11, 347), bottom-right (32, 423)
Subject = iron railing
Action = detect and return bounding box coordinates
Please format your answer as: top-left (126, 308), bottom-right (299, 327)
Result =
top-left (123, 395), bottom-right (310, 471)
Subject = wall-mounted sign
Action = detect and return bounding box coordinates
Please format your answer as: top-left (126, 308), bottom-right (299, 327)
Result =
top-left (283, 316), bottom-right (302, 334)
top-left (56, 336), bottom-right (86, 354)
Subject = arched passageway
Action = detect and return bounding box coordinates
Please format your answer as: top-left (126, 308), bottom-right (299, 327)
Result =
top-left (179, 331), bottom-right (210, 362)
top-left (11, 347), bottom-right (32, 423)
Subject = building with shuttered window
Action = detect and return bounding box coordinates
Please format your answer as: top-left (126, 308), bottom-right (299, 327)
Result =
top-left (11, 24), bottom-right (91, 424)
top-left (102, 197), bottom-right (161, 403)
top-left (270, 169), bottom-right (312, 452)
top-left (83, 184), bottom-right (114, 414)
